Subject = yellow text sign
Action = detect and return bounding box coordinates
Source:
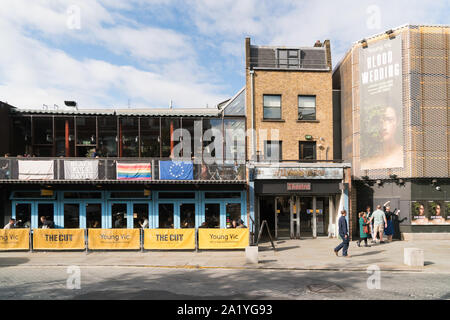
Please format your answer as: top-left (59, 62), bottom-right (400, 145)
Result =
top-left (144, 229), bottom-right (195, 250)
top-left (0, 229), bottom-right (30, 250)
top-left (198, 228), bottom-right (249, 249)
top-left (88, 229), bottom-right (140, 250)
top-left (33, 229), bottom-right (85, 250)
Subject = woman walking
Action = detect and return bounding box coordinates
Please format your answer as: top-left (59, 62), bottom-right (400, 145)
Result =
top-left (357, 212), bottom-right (370, 247)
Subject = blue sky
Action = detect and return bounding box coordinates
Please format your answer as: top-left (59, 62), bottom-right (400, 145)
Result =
top-left (0, 0), bottom-right (448, 109)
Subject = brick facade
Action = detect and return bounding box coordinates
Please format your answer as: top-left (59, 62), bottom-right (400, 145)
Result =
top-left (245, 39), bottom-right (334, 162)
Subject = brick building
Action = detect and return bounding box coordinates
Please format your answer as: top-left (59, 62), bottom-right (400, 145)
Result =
top-left (244, 37), bottom-right (351, 240)
top-left (333, 24), bottom-right (450, 239)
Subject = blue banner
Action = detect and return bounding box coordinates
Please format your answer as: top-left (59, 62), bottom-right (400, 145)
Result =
top-left (159, 161), bottom-right (194, 180)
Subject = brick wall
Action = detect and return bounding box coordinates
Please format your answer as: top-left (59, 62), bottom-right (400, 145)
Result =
top-left (245, 70), bottom-right (334, 161)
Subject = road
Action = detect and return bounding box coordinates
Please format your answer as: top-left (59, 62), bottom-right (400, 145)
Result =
top-left (0, 266), bottom-right (449, 300)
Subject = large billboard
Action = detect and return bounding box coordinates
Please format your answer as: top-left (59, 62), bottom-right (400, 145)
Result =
top-left (359, 36), bottom-right (403, 170)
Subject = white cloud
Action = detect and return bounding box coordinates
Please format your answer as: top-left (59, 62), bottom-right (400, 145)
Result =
top-left (0, 0), bottom-right (227, 109)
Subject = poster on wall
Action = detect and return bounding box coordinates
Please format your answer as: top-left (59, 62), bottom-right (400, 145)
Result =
top-left (427, 201), bottom-right (448, 225)
top-left (411, 201), bottom-right (429, 225)
top-left (359, 36), bottom-right (403, 170)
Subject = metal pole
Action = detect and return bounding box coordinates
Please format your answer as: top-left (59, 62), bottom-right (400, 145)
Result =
top-left (312, 196), bottom-right (317, 239)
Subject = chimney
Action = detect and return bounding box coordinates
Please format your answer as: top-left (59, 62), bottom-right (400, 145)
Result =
top-left (314, 40), bottom-right (322, 47)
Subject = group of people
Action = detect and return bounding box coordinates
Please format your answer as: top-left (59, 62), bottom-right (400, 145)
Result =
top-left (3, 216), bottom-right (52, 229)
top-left (334, 201), bottom-right (406, 257)
top-left (358, 201), bottom-right (406, 247)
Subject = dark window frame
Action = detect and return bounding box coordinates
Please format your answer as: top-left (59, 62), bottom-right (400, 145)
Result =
top-left (263, 94), bottom-right (282, 120)
top-left (299, 141), bottom-right (316, 161)
top-left (264, 140), bottom-right (283, 162)
top-left (298, 95), bottom-right (317, 121)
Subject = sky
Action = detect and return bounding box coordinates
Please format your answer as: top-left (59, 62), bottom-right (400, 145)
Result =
top-left (0, 0), bottom-right (448, 110)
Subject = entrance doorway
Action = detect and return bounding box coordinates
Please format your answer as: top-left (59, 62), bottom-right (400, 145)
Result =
top-left (259, 195), bottom-right (330, 239)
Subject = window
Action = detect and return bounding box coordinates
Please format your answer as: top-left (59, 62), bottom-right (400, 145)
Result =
top-left (226, 203), bottom-right (241, 228)
top-left (205, 203), bottom-right (220, 228)
top-left (264, 141), bottom-right (282, 161)
top-left (15, 204), bottom-right (31, 228)
top-left (110, 191), bottom-right (150, 199)
top-left (98, 117), bottom-right (117, 157)
top-left (120, 117), bottom-right (139, 157)
top-left (86, 204), bottom-right (101, 228)
top-left (158, 192), bottom-right (195, 199)
top-left (180, 203), bottom-right (195, 228)
top-left (140, 118), bottom-right (160, 157)
top-left (263, 95), bottom-right (281, 120)
top-left (64, 192), bottom-right (102, 199)
top-left (133, 204), bottom-right (149, 228)
top-left (64, 204), bottom-right (79, 228)
top-left (159, 203), bottom-right (174, 228)
top-left (112, 204), bottom-right (127, 228)
top-left (298, 95), bottom-right (316, 120)
top-left (278, 49), bottom-right (300, 68)
top-left (299, 141), bottom-right (316, 161)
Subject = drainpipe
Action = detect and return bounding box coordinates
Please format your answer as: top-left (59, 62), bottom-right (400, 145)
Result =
top-left (250, 69), bottom-right (255, 161)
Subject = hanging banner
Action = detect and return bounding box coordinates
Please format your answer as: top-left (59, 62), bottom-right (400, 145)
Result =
top-left (359, 35), bottom-right (404, 170)
top-left (33, 229), bottom-right (85, 250)
top-left (116, 163), bottom-right (151, 180)
top-left (18, 160), bottom-right (54, 180)
top-left (88, 229), bottom-right (140, 250)
top-left (144, 229), bottom-right (195, 250)
top-left (0, 229), bottom-right (30, 250)
top-left (64, 160), bottom-right (99, 180)
top-left (198, 228), bottom-right (249, 249)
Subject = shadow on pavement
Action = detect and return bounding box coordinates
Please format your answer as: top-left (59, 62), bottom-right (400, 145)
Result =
top-left (349, 250), bottom-right (385, 257)
top-left (0, 257), bottom-right (29, 267)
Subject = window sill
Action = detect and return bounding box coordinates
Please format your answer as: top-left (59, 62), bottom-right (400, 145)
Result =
top-left (297, 120), bottom-right (319, 123)
top-left (261, 119), bottom-right (286, 122)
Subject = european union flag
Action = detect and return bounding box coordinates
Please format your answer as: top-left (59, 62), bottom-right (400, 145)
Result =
top-left (159, 161), bottom-right (194, 180)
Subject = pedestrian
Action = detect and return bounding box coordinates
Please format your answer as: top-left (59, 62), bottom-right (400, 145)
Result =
top-left (368, 205), bottom-right (387, 244)
top-left (333, 210), bottom-right (350, 257)
top-left (3, 218), bottom-right (16, 229)
top-left (357, 212), bottom-right (370, 247)
top-left (383, 202), bottom-right (396, 242)
top-left (366, 205), bottom-right (376, 243)
top-left (392, 209), bottom-right (406, 240)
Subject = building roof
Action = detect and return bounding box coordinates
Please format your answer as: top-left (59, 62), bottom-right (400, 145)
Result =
top-left (9, 107), bottom-right (222, 117)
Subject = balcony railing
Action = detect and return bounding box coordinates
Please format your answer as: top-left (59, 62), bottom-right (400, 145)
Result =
top-left (0, 157), bottom-right (246, 182)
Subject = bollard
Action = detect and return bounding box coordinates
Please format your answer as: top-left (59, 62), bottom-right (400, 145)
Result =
top-left (404, 248), bottom-right (424, 267)
top-left (245, 246), bottom-right (259, 264)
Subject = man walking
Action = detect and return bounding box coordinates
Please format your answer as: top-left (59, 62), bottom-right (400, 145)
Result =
top-left (334, 210), bottom-right (350, 257)
top-left (369, 205), bottom-right (387, 244)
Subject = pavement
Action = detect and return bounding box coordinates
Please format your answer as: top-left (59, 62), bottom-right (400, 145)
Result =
top-left (0, 238), bottom-right (449, 273)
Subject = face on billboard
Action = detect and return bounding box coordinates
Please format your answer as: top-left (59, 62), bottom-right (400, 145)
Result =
top-left (359, 36), bottom-right (403, 171)
top-left (411, 201), bottom-right (429, 225)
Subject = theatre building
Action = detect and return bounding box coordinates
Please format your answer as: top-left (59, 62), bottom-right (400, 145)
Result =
top-left (0, 101), bottom-right (248, 240)
top-left (333, 24), bottom-right (450, 239)
top-left (244, 37), bottom-right (352, 239)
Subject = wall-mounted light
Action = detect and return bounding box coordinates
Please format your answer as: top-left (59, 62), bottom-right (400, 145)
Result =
top-left (360, 38), bottom-right (368, 48)
top-left (386, 29), bottom-right (395, 39)
top-left (376, 179), bottom-right (383, 186)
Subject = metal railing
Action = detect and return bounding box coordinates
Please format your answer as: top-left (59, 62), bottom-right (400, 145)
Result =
top-left (0, 157), bottom-right (246, 182)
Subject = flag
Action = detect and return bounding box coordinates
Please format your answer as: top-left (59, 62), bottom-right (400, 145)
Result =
top-left (159, 161), bottom-right (193, 180)
top-left (64, 160), bottom-right (98, 180)
top-left (18, 160), bottom-right (54, 180)
top-left (116, 163), bottom-right (151, 180)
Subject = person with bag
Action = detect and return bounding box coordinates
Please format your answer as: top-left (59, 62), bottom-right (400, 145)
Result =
top-left (357, 212), bottom-right (371, 247)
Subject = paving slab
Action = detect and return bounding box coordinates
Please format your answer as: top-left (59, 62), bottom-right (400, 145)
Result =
top-left (0, 238), bottom-right (449, 273)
